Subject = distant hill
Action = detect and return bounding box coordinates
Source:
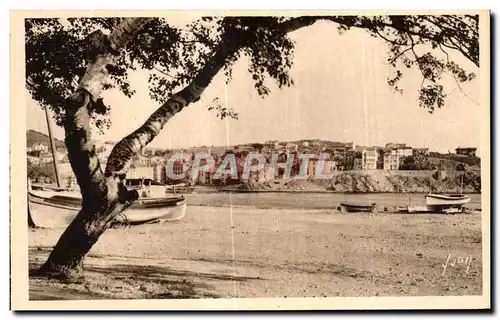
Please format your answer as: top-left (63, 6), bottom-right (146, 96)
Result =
top-left (27, 130), bottom-right (65, 149)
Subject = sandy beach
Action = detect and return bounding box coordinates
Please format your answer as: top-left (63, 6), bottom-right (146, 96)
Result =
top-left (28, 193), bottom-right (483, 300)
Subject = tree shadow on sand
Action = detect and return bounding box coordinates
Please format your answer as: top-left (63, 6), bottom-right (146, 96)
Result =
top-left (29, 247), bottom-right (262, 300)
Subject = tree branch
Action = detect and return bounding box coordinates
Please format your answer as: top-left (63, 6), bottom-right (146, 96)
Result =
top-left (447, 72), bottom-right (479, 105)
top-left (415, 16), bottom-right (478, 67)
top-left (408, 36), bottom-right (428, 88)
top-left (278, 16), bottom-right (320, 33)
top-left (439, 43), bottom-right (479, 105)
top-left (447, 35), bottom-right (475, 65)
top-left (375, 29), bottom-right (406, 46)
top-left (280, 15), bottom-right (479, 67)
top-left (446, 15), bottom-right (477, 34)
top-left (105, 34), bottom-right (239, 178)
top-left (387, 45), bottom-right (414, 65)
top-left (153, 65), bottom-right (176, 79)
top-left (63, 17), bottom-right (151, 204)
top-left (438, 43), bottom-right (451, 62)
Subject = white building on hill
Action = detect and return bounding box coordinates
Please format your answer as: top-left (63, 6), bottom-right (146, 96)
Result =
top-left (361, 148), bottom-right (378, 170)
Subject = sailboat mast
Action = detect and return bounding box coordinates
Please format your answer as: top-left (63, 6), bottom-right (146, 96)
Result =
top-left (44, 106), bottom-right (61, 187)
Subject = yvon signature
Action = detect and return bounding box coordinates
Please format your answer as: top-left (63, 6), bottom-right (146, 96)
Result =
top-left (441, 254), bottom-right (473, 276)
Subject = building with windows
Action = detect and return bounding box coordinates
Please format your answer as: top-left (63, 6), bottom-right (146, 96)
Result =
top-left (31, 143), bottom-right (49, 153)
top-left (396, 147), bottom-right (413, 158)
top-left (383, 150), bottom-right (400, 170)
top-left (455, 147), bottom-right (477, 157)
top-left (361, 148), bottom-right (378, 170)
top-left (353, 158), bottom-right (362, 170)
top-left (134, 155), bottom-right (152, 167)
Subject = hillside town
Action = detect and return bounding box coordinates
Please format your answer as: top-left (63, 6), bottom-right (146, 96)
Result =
top-left (26, 130), bottom-right (480, 187)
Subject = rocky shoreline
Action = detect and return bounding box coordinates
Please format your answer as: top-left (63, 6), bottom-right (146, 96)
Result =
top-left (218, 170), bottom-right (481, 194)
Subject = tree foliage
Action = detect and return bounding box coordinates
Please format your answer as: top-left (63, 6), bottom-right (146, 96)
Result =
top-left (26, 14), bottom-right (479, 133)
top-left (332, 15), bottom-right (478, 113)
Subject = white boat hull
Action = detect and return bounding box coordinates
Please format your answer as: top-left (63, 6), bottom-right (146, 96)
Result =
top-left (115, 199), bottom-right (187, 225)
top-left (397, 204), bottom-right (464, 214)
top-left (28, 191), bottom-right (187, 229)
top-left (28, 197), bottom-right (80, 229)
top-left (425, 193), bottom-right (471, 207)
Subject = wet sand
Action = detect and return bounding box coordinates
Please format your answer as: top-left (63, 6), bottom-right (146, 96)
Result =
top-left (28, 200), bottom-right (483, 300)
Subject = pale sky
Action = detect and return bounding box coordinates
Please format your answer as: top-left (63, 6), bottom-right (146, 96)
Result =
top-left (26, 18), bottom-right (481, 154)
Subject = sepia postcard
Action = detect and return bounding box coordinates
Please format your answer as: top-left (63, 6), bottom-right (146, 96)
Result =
top-left (10, 9), bottom-right (491, 311)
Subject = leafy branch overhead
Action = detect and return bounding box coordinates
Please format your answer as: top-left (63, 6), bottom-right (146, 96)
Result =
top-left (25, 14), bottom-right (479, 131)
top-left (373, 15), bottom-right (479, 112)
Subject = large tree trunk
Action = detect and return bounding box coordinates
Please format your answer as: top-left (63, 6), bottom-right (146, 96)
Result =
top-left (38, 193), bottom-right (136, 280)
top-left (39, 19), bottom-right (238, 280)
top-left (38, 18), bottom-right (151, 280)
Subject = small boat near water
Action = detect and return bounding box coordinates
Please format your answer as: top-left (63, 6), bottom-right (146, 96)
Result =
top-left (28, 181), bottom-right (187, 229)
top-left (30, 104), bottom-right (188, 229)
top-left (423, 173), bottom-right (471, 211)
top-left (425, 193), bottom-right (471, 209)
top-left (340, 202), bottom-right (377, 213)
top-left (397, 204), bottom-right (465, 214)
top-left (396, 192), bottom-right (471, 214)
top-left (164, 182), bottom-right (195, 194)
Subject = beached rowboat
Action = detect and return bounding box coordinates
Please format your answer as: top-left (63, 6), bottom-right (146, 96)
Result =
top-left (340, 202), bottom-right (377, 213)
top-left (397, 204), bottom-right (465, 214)
top-left (28, 189), bottom-right (187, 228)
top-left (425, 193), bottom-right (471, 208)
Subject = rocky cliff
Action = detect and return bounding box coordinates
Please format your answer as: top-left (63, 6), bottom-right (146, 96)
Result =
top-left (326, 170), bottom-right (480, 193)
top-left (231, 170), bottom-right (481, 193)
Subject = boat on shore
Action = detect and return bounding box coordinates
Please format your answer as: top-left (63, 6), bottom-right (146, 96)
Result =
top-left (397, 204), bottom-right (465, 214)
top-left (394, 192), bottom-right (470, 214)
top-left (28, 181), bottom-right (187, 229)
top-left (164, 182), bottom-right (195, 194)
top-left (125, 178), bottom-right (194, 195)
top-left (340, 202), bottom-right (377, 213)
top-left (28, 96), bottom-right (189, 229)
top-left (425, 193), bottom-right (471, 209)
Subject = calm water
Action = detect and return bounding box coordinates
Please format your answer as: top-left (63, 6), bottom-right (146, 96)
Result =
top-left (185, 192), bottom-right (482, 210)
